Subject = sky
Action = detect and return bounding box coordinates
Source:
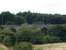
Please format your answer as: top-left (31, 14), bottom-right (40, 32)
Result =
top-left (0, 0), bottom-right (66, 14)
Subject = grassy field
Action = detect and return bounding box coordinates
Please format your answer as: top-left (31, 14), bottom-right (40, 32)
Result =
top-left (33, 43), bottom-right (66, 50)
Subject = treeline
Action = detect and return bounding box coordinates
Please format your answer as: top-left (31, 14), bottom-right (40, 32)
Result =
top-left (0, 11), bottom-right (66, 25)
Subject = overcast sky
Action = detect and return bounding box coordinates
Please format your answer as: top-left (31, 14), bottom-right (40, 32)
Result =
top-left (0, 0), bottom-right (66, 14)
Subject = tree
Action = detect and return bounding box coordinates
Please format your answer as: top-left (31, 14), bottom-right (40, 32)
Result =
top-left (0, 11), bottom-right (15, 25)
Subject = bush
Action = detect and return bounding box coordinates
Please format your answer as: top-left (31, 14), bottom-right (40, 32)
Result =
top-left (43, 35), bottom-right (61, 43)
top-left (13, 42), bottom-right (32, 50)
top-left (3, 35), bottom-right (16, 46)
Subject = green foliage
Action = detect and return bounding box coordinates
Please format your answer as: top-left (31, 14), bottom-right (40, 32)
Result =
top-left (43, 35), bottom-right (61, 43)
top-left (0, 11), bottom-right (66, 49)
top-left (13, 42), bottom-right (32, 50)
top-left (0, 11), bottom-right (66, 25)
top-left (3, 35), bottom-right (16, 46)
top-left (15, 25), bottom-right (45, 44)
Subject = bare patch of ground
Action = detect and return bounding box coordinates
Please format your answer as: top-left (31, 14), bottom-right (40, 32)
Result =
top-left (33, 43), bottom-right (66, 50)
top-left (0, 44), bottom-right (9, 50)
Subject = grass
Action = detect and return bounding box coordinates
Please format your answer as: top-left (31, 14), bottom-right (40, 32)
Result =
top-left (0, 48), bottom-right (4, 50)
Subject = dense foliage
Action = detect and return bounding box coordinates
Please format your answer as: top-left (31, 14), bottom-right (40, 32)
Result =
top-left (13, 42), bottom-right (32, 50)
top-left (0, 24), bottom-right (66, 45)
top-left (0, 11), bottom-right (66, 50)
top-left (0, 11), bottom-right (66, 25)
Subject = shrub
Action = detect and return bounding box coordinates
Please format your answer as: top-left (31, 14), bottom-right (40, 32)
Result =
top-left (13, 42), bottom-right (32, 50)
top-left (3, 35), bottom-right (16, 46)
